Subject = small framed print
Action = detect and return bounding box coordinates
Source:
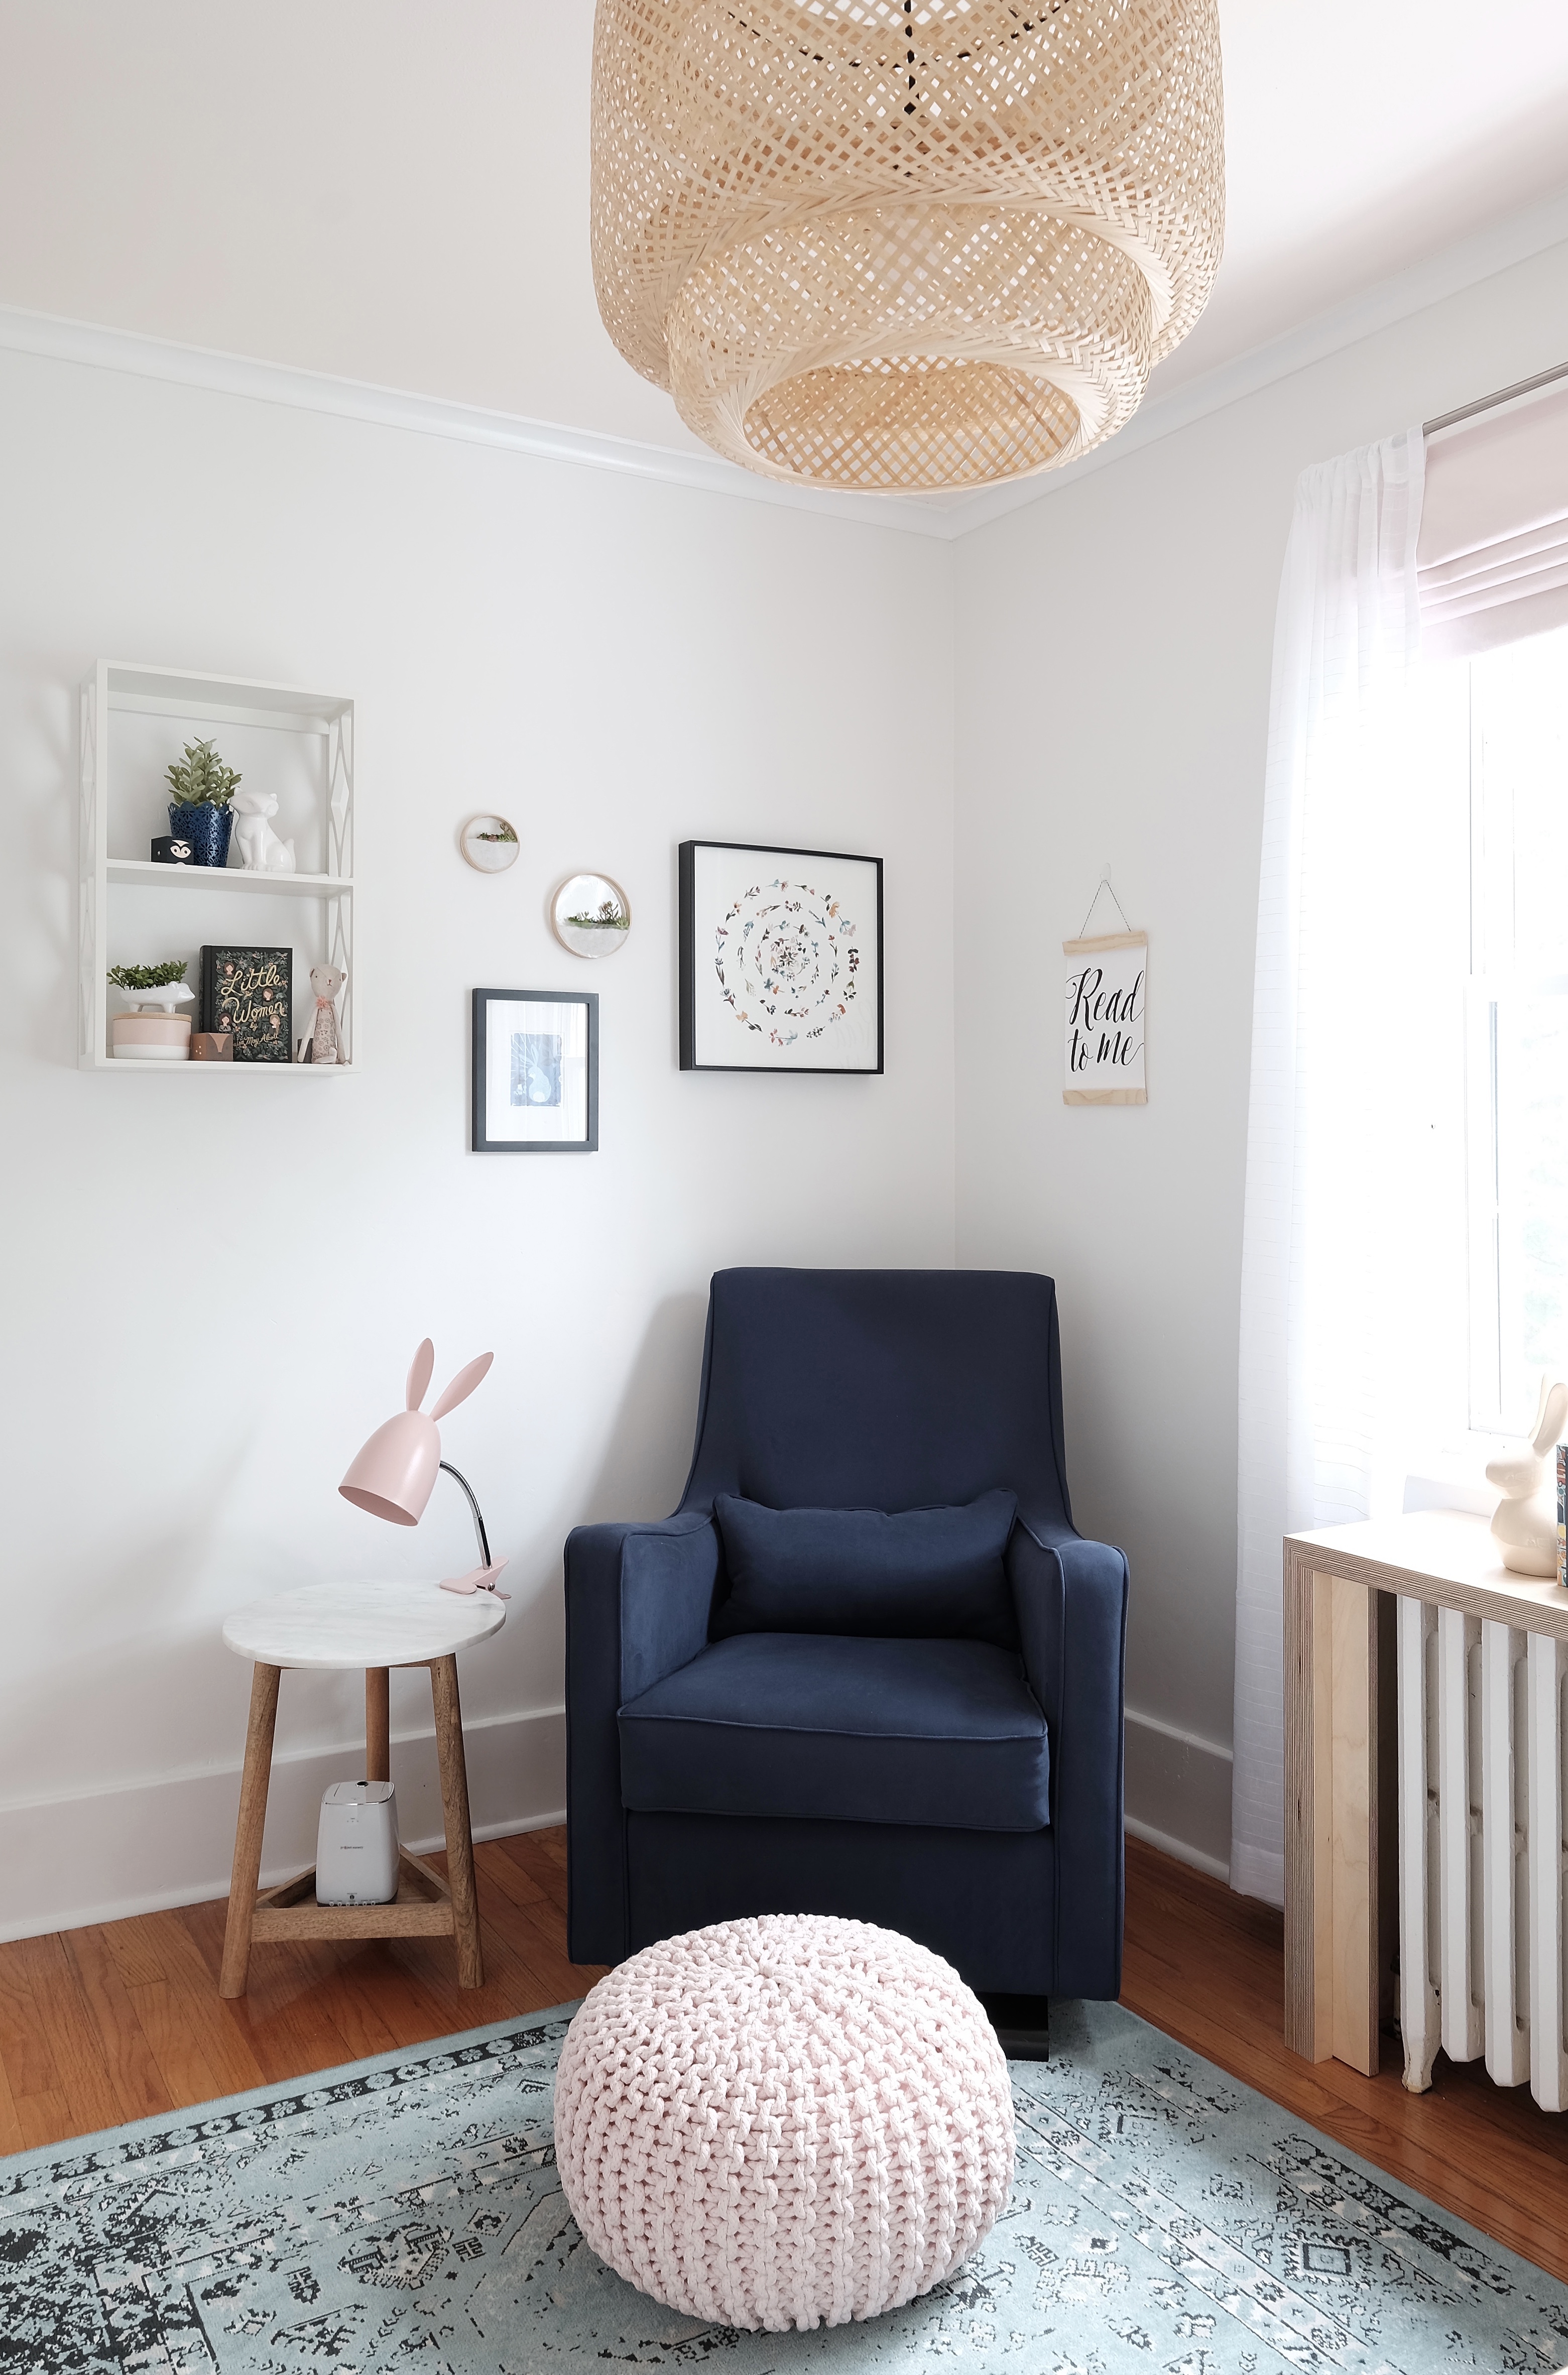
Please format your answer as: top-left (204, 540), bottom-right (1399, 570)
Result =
top-left (678, 840), bottom-right (883, 1074)
top-left (471, 988), bottom-right (598, 1153)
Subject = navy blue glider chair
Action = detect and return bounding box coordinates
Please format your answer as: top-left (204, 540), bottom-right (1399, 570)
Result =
top-left (564, 1268), bottom-right (1128, 2004)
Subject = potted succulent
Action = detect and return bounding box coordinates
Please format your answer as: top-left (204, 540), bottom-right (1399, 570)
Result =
top-left (107, 960), bottom-right (194, 1061)
top-left (165, 738), bottom-right (242, 867)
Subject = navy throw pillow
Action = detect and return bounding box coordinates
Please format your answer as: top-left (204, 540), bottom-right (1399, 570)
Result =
top-left (710, 1488), bottom-right (1019, 1646)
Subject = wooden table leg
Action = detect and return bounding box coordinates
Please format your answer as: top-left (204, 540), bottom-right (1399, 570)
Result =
top-left (366, 1667), bottom-right (390, 1785)
top-left (430, 1653), bottom-right (483, 1989)
top-left (220, 1662), bottom-right (281, 1999)
top-left (1284, 1547), bottom-right (1381, 2073)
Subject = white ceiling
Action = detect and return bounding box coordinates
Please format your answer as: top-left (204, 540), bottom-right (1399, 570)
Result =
top-left (1, 1), bottom-right (1566, 458)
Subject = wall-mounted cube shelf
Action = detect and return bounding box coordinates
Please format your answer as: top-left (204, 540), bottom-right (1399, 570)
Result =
top-left (79, 662), bottom-right (356, 1073)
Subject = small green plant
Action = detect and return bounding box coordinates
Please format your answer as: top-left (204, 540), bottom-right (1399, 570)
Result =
top-left (475, 823), bottom-right (518, 844)
top-left (165, 737), bottom-right (241, 808)
top-left (107, 960), bottom-right (189, 990)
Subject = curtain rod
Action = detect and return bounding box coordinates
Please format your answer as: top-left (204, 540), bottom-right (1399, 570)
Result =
top-left (1424, 357), bottom-right (1568, 437)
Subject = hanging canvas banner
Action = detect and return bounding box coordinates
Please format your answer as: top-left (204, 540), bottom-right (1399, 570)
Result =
top-left (1063, 930), bottom-right (1146, 1105)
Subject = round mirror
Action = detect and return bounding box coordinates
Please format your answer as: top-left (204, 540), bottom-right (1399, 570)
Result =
top-left (460, 814), bottom-right (521, 873)
top-left (552, 872), bottom-right (631, 958)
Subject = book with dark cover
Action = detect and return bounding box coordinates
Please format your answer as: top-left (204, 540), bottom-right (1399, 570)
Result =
top-left (199, 945), bottom-right (293, 1063)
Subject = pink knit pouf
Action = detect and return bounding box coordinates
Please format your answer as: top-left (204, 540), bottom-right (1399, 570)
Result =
top-left (553, 1913), bottom-right (1015, 2333)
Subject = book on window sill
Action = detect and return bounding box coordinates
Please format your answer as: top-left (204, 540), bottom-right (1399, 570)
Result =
top-left (1558, 1442), bottom-right (1565, 1591)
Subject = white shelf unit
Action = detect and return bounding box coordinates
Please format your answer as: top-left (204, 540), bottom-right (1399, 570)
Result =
top-left (79, 662), bottom-right (355, 1073)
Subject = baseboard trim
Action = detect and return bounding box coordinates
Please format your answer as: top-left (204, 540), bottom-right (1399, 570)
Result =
top-left (1125, 1814), bottom-right (1231, 1884)
top-left (1124, 1705), bottom-right (1233, 1881)
top-left (0, 1707), bottom-right (567, 1945)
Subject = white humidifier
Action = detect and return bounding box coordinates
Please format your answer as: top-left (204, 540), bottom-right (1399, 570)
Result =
top-left (316, 1780), bottom-right (399, 1905)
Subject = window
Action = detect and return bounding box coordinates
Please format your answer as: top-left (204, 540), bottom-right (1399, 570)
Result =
top-left (1465, 626), bottom-right (1568, 1434)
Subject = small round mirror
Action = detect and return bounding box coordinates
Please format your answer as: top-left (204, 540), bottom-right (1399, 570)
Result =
top-left (460, 814), bottom-right (521, 873)
top-left (552, 872), bottom-right (632, 958)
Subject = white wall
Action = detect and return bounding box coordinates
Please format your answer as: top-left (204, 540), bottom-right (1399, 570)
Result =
top-left (952, 233), bottom-right (1568, 1877)
top-left (7, 208), bottom-right (1566, 1933)
top-left (0, 344), bottom-right (956, 1939)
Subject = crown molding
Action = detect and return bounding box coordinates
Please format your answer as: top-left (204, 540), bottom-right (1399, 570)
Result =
top-left (945, 182), bottom-right (1568, 537)
top-left (4, 179), bottom-right (1567, 549)
top-left (0, 302), bottom-right (956, 541)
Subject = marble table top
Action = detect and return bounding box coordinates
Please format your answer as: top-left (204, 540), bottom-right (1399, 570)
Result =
top-left (222, 1579), bottom-right (506, 1670)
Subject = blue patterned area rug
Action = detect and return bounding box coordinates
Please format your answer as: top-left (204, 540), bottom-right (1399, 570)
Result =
top-left (5, 1994), bottom-right (1567, 2373)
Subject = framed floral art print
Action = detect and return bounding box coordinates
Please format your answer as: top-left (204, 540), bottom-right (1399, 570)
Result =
top-left (677, 840), bottom-right (883, 1075)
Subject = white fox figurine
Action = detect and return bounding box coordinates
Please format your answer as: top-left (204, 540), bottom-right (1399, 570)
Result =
top-left (231, 786), bottom-right (296, 873)
top-left (1487, 1374), bottom-right (1568, 1577)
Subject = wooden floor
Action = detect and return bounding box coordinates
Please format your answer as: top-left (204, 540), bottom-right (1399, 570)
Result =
top-left (6, 1827), bottom-right (1568, 2286)
top-left (0, 1828), bottom-right (605, 2161)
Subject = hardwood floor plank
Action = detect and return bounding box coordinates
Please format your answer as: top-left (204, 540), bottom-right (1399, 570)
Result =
top-left (0, 2052), bottom-right (25, 2157)
top-left (304, 1945), bottom-right (453, 2061)
top-left (178, 1904), bottom-right (360, 2086)
top-left (123, 1912), bottom-right (268, 2099)
top-left (529, 1825), bottom-right (569, 1875)
top-left (481, 1839), bottom-right (549, 1907)
top-left (475, 1850), bottom-right (599, 2005)
top-left (122, 1980), bottom-right (229, 2114)
top-left (101, 1911), bottom-right (176, 1992)
top-left (13, 2088), bottom-right (71, 2155)
top-left (502, 1829), bottom-right (569, 1918)
top-left (9, 1934), bottom-right (124, 2138)
top-left (0, 1941), bottom-right (64, 2110)
top-left (490, 1856), bottom-right (572, 1960)
top-left (60, 1926), bottom-right (172, 2129)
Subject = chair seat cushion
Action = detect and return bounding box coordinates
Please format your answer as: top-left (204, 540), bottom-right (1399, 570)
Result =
top-left (619, 1634), bottom-right (1049, 1833)
top-left (710, 1488), bottom-right (1019, 1646)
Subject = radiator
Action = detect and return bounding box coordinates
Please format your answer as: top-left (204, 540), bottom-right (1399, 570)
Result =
top-left (1397, 1595), bottom-right (1568, 2105)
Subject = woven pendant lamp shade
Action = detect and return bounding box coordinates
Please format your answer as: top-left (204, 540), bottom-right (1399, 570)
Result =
top-left (590, 0), bottom-right (1224, 494)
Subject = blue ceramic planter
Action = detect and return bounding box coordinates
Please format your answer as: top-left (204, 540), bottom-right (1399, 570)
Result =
top-left (169, 802), bottom-right (234, 868)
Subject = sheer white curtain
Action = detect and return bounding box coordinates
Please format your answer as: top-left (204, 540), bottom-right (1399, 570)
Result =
top-left (1231, 429), bottom-right (1432, 1904)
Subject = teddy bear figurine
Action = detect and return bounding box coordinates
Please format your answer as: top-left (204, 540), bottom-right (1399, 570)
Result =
top-left (298, 964), bottom-right (347, 1064)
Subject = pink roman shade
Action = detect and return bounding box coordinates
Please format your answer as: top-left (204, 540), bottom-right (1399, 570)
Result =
top-left (1418, 383), bottom-right (1568, 662)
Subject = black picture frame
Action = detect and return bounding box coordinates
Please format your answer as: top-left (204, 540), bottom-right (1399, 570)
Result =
top-left (678, 839), bottom-right (884, 1075)
top-left (471, 987), bottom-right (599, 1153)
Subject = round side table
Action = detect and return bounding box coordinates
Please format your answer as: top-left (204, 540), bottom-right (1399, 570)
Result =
top-left (218, 1579), bottom-right (505, 2000)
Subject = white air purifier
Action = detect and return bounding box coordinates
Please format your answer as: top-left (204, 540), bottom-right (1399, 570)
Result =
top-left (316, 1780), bottom-right (399, 1905)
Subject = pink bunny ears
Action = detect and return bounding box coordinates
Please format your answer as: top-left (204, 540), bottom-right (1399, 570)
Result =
top-left (339, 1340), bottom-right (508, 1601)
top-left (407, 1338), bottom-right (493, 1422)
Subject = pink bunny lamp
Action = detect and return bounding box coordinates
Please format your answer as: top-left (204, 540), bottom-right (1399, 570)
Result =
top-left (340, 1340), bottom-right (509, 1597)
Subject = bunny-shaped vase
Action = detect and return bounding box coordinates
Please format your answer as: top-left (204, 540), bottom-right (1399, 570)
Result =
top-left (340, 1340), bottom-right (509, 1598)
top-left (1487, 1374), bottom-right (1568, 1577)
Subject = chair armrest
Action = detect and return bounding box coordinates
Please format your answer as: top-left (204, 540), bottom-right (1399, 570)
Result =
top-left (564, 1513), bottom-right (719, 1965)
top-left (1008, 1518), bottom-right (1129, 1997)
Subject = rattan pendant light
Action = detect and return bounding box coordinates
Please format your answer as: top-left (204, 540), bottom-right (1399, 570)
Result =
top-left (591, 1), bottom-right (1224, 494)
